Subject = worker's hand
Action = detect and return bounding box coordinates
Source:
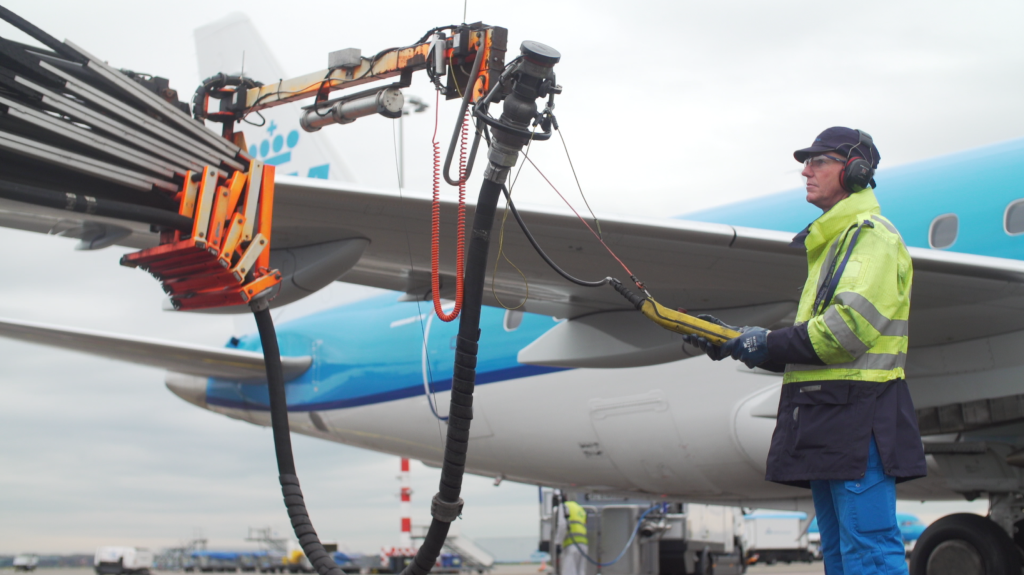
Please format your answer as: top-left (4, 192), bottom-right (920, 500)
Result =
top-left (720, 327), bottom-right (772, 369)
top-left (682, 334), bottom-right (728, 360)
top-left (682, 315), bottom-right (741, 360)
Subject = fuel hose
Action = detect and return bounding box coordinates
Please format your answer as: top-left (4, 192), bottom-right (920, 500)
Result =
top-left (247, 173), bottom-right (502, 575)
top-left (251, 300), bottom-right (344, 575)
top-left (250, 39), bottom-right (562, 575)
top-left (406, 40), bottom-right (564, 575)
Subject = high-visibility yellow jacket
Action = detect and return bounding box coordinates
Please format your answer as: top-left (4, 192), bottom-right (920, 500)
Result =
top-left (764, 188), bottom-right (925, 485)
top-left (782, 188), bottom-right (911, 383)
top-left (562, 501), bottom-right (588, 547)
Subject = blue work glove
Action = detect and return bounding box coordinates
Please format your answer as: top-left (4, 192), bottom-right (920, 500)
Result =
top-left (680, 314), bottom-right (741, 361)
top-left (720, 327), bottom-right (772, 369)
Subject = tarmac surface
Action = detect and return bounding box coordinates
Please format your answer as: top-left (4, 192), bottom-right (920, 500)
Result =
top-left (511, 564), bottom-right (826, 575)
top-left (15, 564), bottom-right (827, 575)
top-left (516, 564), bottom-right (825, 575)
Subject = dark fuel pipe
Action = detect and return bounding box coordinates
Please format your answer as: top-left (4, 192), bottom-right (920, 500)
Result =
top-left (402, 40), bottom-right (561, 575)
top-left (250, 40), bottom-right (561, 575)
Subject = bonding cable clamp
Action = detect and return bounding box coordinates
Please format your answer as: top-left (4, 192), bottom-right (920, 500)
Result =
top-left (430, 494), bottom-right (465, 522)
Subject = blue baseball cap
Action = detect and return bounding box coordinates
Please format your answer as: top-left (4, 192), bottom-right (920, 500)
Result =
top-left (794, 127), bottom-right (881, 169)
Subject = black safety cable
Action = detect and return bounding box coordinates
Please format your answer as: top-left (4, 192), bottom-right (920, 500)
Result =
top-left (441, 42), bottom-right (486, 186)
top-left (499, 185), bottom-right (611, 288)
top-left (251, 301), bottom-right (344, 575)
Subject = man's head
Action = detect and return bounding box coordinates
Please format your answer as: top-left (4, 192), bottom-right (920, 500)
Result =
top-left (794, 127), bottom-right (881, 211)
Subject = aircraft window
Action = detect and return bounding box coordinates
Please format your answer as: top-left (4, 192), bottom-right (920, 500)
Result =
top-left (503, 309), bottom-right (523, 331)
top-left (928, 214), bottom-right (958, 249)
top-left (1005, 199), bottom-right (1024, 235)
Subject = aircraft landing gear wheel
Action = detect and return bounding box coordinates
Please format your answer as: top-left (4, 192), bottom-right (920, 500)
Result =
top-left (909, 513), bottom-right (1021, 575)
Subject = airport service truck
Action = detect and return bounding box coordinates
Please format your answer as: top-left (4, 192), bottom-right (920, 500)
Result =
top-left (743, 512), bottom-right (814, 565)
top-left (13, 555), bottom-right (38, 571)
top-left (95, 547), bottom-right (154, 575)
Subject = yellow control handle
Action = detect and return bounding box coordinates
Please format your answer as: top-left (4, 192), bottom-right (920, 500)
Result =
top-left (608, 278), bottom-right (742, 345)
top-left (639, 299), bottom-right (743, 346)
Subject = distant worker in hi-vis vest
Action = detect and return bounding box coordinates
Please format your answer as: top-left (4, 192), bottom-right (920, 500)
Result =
top-left (683, 128), bottom-right (927, 574)
top-left (555, 500), bottom-right (588, 575)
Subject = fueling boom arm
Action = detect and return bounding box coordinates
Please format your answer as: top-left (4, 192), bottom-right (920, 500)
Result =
top-left (215, 24), bottom-right (508, 126)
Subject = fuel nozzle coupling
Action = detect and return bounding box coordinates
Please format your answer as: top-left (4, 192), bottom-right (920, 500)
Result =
top-left (609, 278), bottom-right (646, 310)
top-left (484, 41), bottom-right (561, 184)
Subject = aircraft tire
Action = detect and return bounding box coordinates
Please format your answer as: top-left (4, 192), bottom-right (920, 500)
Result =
top-left (909, 513), bottom-right (1020, 575)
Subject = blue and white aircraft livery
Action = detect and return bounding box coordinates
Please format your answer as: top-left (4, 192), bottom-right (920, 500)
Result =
top-left (5, 134), bottom-right (1024, 511)
top-left (1, 13), bottom-right (1023, 528)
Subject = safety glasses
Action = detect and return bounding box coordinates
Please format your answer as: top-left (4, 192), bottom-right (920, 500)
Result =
top-left (803, 155), bottom-right (845, 169)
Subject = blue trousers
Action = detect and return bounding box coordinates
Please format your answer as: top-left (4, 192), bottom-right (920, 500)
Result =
top-left (810, 437), bottom-right (907, 575)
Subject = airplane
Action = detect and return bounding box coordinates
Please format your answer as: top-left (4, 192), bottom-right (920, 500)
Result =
top-left (1, 10), bottom-right (1023, 573)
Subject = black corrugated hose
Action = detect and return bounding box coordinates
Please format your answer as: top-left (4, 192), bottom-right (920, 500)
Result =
top-left (250, 38), bottom-right (561, 575)
top-left (402, 177), bottom-right (503, 575)
top-left (248, 177), bottom-right (501, 575)
top-left (252, 300), bottom-right (345, 575)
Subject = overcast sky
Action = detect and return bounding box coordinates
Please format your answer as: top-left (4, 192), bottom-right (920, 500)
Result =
top-left (0, 0), bottom-right (1015, 554)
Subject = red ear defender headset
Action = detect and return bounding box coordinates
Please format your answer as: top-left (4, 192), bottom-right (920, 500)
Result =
top-left (841, 129), bottom-right (877, 192)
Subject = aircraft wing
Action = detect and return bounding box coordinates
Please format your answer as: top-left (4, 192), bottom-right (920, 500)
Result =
top-left (0, 317), bottom-right (312, 381)
top-left (5, 174), bottom-right (1024, 357)
top-left (265, 176), bottom-right (1024, 350)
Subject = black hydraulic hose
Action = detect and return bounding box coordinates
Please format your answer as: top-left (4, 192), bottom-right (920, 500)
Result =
top-left (252, 302), bottom-right (344, 575)
top-left (500, 185), bottom-right (610, 288)
top-left (400, 177), bottom-right (504, 575)
top-left (0, 178), bottom-right (193, 231)
top-left (442, 43), bottom-right (486, 186)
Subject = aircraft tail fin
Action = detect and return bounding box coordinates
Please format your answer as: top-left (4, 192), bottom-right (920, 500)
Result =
top-left (193, 13), bottom-right (355, 182)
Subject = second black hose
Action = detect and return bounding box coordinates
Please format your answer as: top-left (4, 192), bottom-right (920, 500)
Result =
top-left (500, 185), bottom-right (610, 288)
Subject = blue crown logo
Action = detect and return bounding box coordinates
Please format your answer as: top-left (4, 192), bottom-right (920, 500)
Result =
top-left (247, 121), bottom-right (329, 179)
top-left (249, 120), bottom-right (299, 166)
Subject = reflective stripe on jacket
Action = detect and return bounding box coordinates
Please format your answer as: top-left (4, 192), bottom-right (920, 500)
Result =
top-left (784, 188), bottom-right (912, 383)
top-left (562, 501), bottom-right (588, 547)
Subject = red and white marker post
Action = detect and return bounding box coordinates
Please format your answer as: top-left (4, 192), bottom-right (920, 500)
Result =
top-left (399, 457), bottom-right (413, 548)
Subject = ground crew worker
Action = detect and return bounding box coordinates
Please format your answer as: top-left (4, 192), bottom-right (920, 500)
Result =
top-left (683, 127), bottom-right (926, 574)
top-left (554, 498), bottom-right (588, 575)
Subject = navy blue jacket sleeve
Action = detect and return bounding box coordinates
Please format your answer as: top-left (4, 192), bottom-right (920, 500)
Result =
top-left (757, 359), bottom-right (787, 373)
top-left (767, 324), bottom-right (825, 366)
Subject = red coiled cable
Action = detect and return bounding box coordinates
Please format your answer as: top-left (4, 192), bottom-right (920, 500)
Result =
top-left (430, 92), bottom-right (468, 322)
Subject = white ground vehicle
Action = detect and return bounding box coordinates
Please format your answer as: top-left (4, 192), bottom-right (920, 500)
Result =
top-left (13, 555), bottom-right (38, 571)
top-left (743, 512), bottom-right (814, 565)
top-left (95, 547), bottom-right (154, 575)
